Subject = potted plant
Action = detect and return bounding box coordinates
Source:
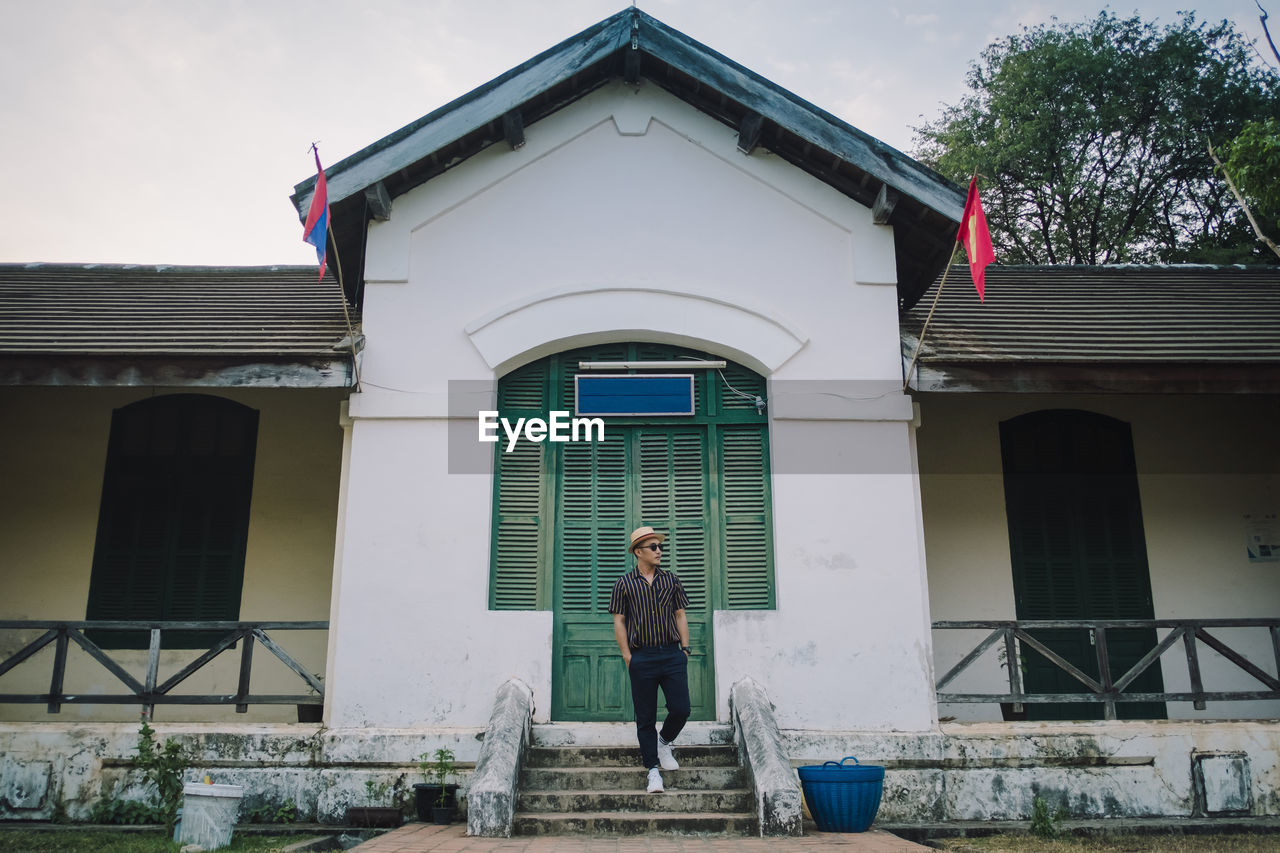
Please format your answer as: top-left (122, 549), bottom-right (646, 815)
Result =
top-left (345, 778), bottom-right (403, 828)
top-left (413, 748), bottom-right (458, 824)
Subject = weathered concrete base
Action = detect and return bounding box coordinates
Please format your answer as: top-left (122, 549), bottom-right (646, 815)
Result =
top-left (884, 815), bottom-right (1280, 844)
top-left (730, 677), bottom-right (803, 836)
top-left (0, 722), bottom-right (481, 824)
top-left (466, 678), bottom-right (534, 838)
top-left (3, 718), bottom-right (1278, 826)
top-left (782, 720), bottom-right (1280, 822)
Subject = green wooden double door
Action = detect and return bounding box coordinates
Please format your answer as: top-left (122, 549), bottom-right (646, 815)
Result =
top-left (489, 345), bottom-right (774, 722)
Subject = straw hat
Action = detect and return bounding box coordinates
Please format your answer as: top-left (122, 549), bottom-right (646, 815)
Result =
top-left (628, 526), bottom-right (667, 553)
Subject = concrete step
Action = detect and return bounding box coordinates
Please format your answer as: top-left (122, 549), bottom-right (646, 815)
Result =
top-left (531, 721), bottom-right (734, 747)
top-left (517, 788), bottom-right (755, 814)
top-left (521, 764), bottom-right (747, 791)
top-left (515, 735), bottom-right (755, 837)
top-left (512, 810), bottom-right (760, 837)
top-left (524, 744), bottom-right (739, 768)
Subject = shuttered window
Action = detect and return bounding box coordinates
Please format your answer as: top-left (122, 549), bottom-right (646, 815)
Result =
top-left (1000, 409), bottom-right (1165, 720)
top-left (488, 344), bottom-right (774, 612)
top-left (86, 394), bottom-right (258, 648)
top-left (720, 427), bottom-right (772, 608)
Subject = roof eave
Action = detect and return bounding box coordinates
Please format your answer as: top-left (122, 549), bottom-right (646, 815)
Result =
top-left (907, 360), bottom-right (1280, 394)
top-left (0, 353), bottom-right (355, 388)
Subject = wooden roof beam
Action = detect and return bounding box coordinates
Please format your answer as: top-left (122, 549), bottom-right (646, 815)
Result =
top-left (873, 184), bottom-right (899, 225)
top-left (625, 16), bottom-right (641, 83)
top-left (363, 182), bottom-right (392, 222)
top-left (737, 112), bottom-right (764, 154)
top-left (503, 109), bottom-right (526, 150)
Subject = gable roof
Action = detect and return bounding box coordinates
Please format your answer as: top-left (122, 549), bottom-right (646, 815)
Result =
top-left (901, 265), bottom-right (1280, 392)
top-left (0, 263), bottom-right (357, 387)
top-left (291, 7), bottom-right (964, 309)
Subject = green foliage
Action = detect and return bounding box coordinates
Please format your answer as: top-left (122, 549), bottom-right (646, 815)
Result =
top-left (0, 829), bottom-right (311, 852)
top-left (88, 798), bottom-right (165, 825)
top-left (915, 11), bottom-right (1280, 265)
top-left (1221, 118), bottom-right (1280, 232)
top-left (244, 800), bottom-right (298, 824)
top-left (1029, 794), bottom-right (1067, 839)
top-left (420, 747), bottom-right (457, 806)
top-left (362, 775), bottom-right (408, 809)
top-left (135, 715), bottom-right (191, 838)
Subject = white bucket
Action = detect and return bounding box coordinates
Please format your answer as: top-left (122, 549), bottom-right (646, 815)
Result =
top-left (178, 782), bottom-right (243, 850)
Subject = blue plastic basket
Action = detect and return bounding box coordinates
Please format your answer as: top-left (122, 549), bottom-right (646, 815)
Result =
top-left (797, 756), bottom-right (884, 833)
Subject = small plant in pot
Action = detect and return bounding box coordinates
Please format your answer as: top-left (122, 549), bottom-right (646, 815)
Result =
top-left (345, 778), bottom-right (403, 828)
top-left (414, 748), bottom-right (458, 824)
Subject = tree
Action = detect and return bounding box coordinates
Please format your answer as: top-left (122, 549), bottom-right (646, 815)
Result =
top-left (1211, 5), bottom-right (1280, 259)
top-left (914, 11), bottom-right (1280, 265)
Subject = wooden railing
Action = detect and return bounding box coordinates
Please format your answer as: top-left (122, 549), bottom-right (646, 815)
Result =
top-left (0, 621), bottom-right (327, 716)
top-left (933, 619), bottom-right (1280, 720)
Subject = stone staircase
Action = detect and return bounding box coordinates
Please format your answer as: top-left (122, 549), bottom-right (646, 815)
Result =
top-left (514, 725), bottom-right (758, 836)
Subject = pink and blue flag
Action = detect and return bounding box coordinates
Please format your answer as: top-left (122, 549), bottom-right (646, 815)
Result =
top-left (302, 147), bottom-right (329, 281)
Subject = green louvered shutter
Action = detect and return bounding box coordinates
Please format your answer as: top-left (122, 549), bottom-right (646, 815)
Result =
top-left (639, 430), bottom-right (710, 611)
top-left (1001, 410), bottom-right (1164, 720)
top-left (634, 426), bottom-right (714, 721)
top-left (490, 360), bottom-right (550, 610)
top-left (86, 395), bottom-right (256, 648)
top-left (560, 430), bottom-right (628, 613)
top-left (719, 426), bottom-right (773, 608)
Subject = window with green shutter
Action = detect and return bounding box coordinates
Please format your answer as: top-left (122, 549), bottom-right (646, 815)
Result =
top-left (1000, 409), bottom-right (1165, 720)
top-left (86, 394), bottom-right (258, 649)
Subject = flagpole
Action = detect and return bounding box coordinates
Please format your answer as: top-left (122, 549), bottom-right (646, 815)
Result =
top-left (326, 227), bottom-right (362, 392)
top-left (904, 170), bottom-right (988, 392)
top-left (308, 142), bottom-right (362, 392)
top-left (901, 240), bottom-right (963, 392)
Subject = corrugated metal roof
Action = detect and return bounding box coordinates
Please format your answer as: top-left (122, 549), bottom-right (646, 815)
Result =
top-left (0, 264), bottom-right (357, 356)
top-left (901, 265), bottom-right (1280, 364)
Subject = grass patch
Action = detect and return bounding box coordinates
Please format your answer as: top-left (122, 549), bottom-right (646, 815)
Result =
top-left (933, 833), bottom-right (1279, 853)
top-left (0, 829), bottom-right (308, 853)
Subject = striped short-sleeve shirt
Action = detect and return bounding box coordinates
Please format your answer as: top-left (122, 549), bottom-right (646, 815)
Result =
top-left (608, 568), bottom-right (689, 650)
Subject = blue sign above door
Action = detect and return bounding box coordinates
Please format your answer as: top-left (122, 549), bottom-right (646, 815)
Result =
top-left (575, 375), bottom-right (695, 416)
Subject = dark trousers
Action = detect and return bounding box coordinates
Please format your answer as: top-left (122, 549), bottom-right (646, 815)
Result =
top-left (627, 643), bottom-right (691, 769)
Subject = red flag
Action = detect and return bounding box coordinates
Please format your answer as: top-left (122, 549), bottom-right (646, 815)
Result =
top-left (957, 176), bottom-right (994, 301)
top-left (302, 147), bottom-right (329, 281)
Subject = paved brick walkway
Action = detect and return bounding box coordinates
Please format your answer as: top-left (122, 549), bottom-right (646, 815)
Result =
top-left (348, 823), bottom-right (931, 851)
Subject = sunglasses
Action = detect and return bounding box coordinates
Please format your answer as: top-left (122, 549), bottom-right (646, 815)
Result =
top-left (642, 543), bottom-right (663, 552)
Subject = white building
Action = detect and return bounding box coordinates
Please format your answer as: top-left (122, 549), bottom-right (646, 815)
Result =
top-left (2, 8), bottom-right (1276, 831)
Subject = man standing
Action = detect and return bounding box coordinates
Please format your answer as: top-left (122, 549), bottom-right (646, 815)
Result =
top-left (609, 526), bottom-right (692, 794)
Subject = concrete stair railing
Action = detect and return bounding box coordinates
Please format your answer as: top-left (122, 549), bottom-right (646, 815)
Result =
top-left (730, 675), bottom-right (804, 836)
top-left (467, 678), bottom-right (535, 837)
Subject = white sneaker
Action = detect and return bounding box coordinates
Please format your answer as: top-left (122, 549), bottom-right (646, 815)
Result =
top-left (657, 736), bottom-right (679, 770)
top-left (647, 767), bottom-right (665, 793)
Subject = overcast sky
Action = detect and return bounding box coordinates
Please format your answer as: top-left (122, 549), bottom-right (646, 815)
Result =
top-left (0, 0), bottom-right (1265, 268)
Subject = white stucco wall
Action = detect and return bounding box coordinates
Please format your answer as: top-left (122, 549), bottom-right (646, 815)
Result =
top-left (329, 80), bottom-right (935, 730)
top-left (918, 392), bottom-right (1280, 721)
top-left (0, 387), bottom-right (345, 723)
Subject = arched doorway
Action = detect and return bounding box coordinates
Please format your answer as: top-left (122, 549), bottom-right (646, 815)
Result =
top-left (488, 343), bottom-right (774, 720)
